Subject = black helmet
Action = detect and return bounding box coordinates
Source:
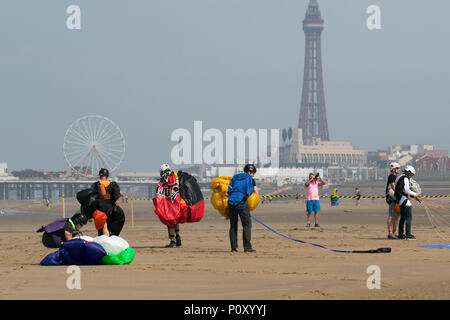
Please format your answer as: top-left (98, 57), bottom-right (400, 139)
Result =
top-left (99, 168), bottom-right (109, 177)
top-left (243, 164), bottom-right (257, 174)
top-left (71, 212), bottom-right (88, 226)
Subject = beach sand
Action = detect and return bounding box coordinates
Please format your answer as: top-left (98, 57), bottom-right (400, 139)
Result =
top-left (0, 195), bottom-right (449, 300)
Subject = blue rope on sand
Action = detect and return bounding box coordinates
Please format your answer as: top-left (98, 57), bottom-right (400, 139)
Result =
top-left (417, 244), bottom-right (450, 248)
top-left (251, 216), bottom-right (391, 254)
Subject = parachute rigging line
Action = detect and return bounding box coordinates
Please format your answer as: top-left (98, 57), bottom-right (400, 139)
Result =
top-left (421, 201), bottom-right (449, 241)
top-left (251, 216), bottom-right (391, 254)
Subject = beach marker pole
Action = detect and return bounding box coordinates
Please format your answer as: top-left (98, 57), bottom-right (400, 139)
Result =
top-left (62, 193), bottom-right (65, 218)
top-left (131, 196), bottom-right (134, 230)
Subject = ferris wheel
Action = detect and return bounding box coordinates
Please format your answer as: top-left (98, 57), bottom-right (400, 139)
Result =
top-left (63, 115), bottom-right (125, 178)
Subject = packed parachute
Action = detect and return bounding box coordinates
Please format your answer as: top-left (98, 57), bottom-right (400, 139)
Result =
top-left (40, 235), bottom-right (135, 266)
top-left (209, 176), bottom-right (260, 219)
top-left (152, 167), bottom-right (205, 227)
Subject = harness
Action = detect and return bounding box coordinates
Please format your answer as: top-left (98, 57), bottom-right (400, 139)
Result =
top-left (395, 176), bottom-right (412, 206)
top-left (97, 181), bottom-right (111, 200)
top-left (157, 171), bottom-right (179, 202)
top-left (68, 218), bottom-right (79, 236)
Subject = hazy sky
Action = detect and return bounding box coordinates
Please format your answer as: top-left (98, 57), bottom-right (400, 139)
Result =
top-left (1, 0), bottom-right (449, 172)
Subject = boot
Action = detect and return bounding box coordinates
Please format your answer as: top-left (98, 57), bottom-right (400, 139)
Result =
top-left (175, 234), bottom-right (182, 247)
top-left (165, 234), bottom-right (176, 248)
top-left (165, 240), bottom-right (176, 248)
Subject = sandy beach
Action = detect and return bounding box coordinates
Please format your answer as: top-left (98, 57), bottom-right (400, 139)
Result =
top-left (0, 190), bottom-right (449, 300)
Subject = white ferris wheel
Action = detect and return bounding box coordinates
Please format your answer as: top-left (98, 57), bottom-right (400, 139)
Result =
top-left (63, 115), bottom-right (125, 178)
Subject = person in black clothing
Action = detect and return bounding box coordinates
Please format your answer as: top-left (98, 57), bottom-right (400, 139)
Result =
top-left (86, 168), bottom-right (126, 236)
top-left (386, 162), bottom-right (400, 239)
top-left (355, 188), bottom-right (361, 207)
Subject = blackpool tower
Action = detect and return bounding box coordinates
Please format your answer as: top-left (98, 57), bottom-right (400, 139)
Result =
top-left (298, 0), bottom-right (330, 145)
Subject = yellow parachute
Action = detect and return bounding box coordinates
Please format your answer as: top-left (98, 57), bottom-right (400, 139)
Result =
top-left (209, 176), bottom-right (260, 219)
top-left (247, 192), bottom-right (261, 211)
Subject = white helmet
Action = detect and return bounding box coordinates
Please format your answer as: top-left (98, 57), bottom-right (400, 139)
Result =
top-left (389, 162), bottom-right (400, 170)
top-left (160, 163), bottom-right (171, 175)
top-left (404, 165), bottom-right (416, 175)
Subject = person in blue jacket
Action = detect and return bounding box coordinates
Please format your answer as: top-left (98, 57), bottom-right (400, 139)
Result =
top-left (227, 164), bottom-right (259, 253)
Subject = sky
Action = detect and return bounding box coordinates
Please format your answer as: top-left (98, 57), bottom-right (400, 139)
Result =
top-left (0, 0), bottom-right (449, 173)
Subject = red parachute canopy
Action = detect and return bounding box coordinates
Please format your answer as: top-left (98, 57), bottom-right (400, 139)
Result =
top-left (153, 171), bottom-right (205, 227)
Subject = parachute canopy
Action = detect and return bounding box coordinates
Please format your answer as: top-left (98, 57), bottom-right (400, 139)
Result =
top-left (247, 192), bottom-right (261, 210)
top-left (93, 235), bottom-right (135, 265)
top-left (210, 176), bottom-right (260, 219)
top-left (210, 176), bottom-right (232, 219)
top-left (40, 239), bottom-right (106, 266)
top-left (40, 235), bottom-right (135, 266)
top-left (153, 171), bottom-right (205, 227)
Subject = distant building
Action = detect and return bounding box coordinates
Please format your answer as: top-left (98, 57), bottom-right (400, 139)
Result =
top-left (415, 150), bottom-right (450, 180)
top-left (280, 128), bottom-right (367, 168)
top-left (10, 169), bottom-right (67, 180)
top-left (367, 151), bottom-right (389, 168)
top-left (277, 128), bottom-right (370, 184)
top-left (116, 172), bottom-right (160, 182)
top-left (205, 166), bottom-right (238, 178)
top-left (387, 144), bottom-right (433, 161)
top-left (0, 163), bottom-right (18, 181)
top-left (366, 144), bottom-right (437, 170)
top-left (0, 163), bottom-right (7, 177)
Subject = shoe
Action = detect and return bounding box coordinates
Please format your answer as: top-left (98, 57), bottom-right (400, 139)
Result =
top-left (165, 241), bottom-right (176, 248)
top-left (388, 233), bottom-right (397, 239)
top-left (406, 234), bottom-right (416, 240)
top-left (314, 224), bottom-right (320, 228)
top-left (231, 249), bottom-right (238, 252)
top-left (397, 234), bottom-right (405, 239)
top-left (306, 223), bottom-right (311, 227)
top-left (244, 248), bottom-right (256, 253)
top-left (175, 234), bottom-right (182, 247)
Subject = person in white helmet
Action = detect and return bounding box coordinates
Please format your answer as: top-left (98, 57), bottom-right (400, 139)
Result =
top-left (386, 162), bottom-right (401, 239)
top-left (394, 165), bottom-right (421, 240)
top-left (158, 164), bottom-right (182, 248)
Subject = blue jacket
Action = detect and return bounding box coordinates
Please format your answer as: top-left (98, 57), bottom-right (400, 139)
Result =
top-left (227, 173), bottom-right (255, 207)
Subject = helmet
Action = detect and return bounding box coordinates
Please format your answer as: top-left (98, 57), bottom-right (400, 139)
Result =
top-left (389, 162), bottom-right (400, 170)
top-left (70, 212), bottom-right (88, 226)
top-left (98, 168), bottom-right (109, 177)
top-left (243, 164), bottom-right (257, 174)
top-left (160, 163), bottom-right (171, 176)
top-left (404, 165), bottom-right (416, 175)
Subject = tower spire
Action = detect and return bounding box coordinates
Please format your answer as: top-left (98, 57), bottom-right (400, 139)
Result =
top-left (298, 0), bottom-right (330, 144)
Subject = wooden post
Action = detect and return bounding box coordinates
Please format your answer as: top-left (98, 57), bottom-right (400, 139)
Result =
top-left (62, 193), bottom-right (65, 218)
top-left (131, 196), bottom-right (134, 230)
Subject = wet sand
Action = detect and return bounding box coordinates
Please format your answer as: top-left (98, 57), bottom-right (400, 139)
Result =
top-left (0, 195), bottom-right (449, 300)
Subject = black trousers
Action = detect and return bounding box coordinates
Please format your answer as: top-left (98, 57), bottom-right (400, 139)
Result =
top-left (399, 205), bottom-right (413, 236)
top-left (97, 206), bottom-right (126, 236)
top-left (42, 232), bottom-right (59, 248)
top-left (229, 202), bottom-right (252, 250)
